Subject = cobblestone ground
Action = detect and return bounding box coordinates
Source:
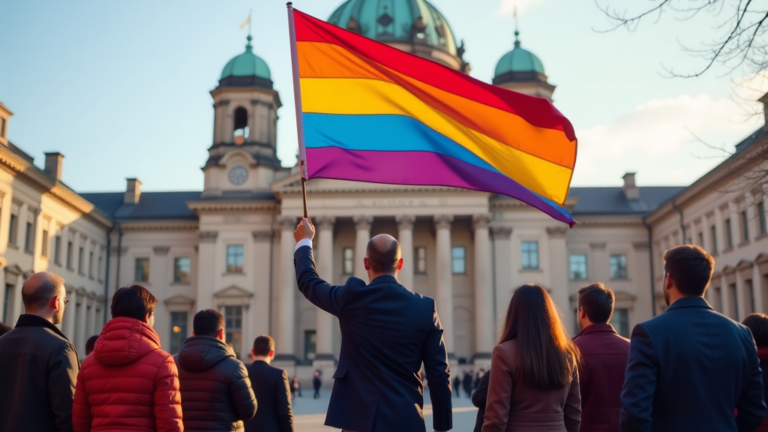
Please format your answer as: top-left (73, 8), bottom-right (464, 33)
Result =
top-left (292, 390), bottom-right (478, 431)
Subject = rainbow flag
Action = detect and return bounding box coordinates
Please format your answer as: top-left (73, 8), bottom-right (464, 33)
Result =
top-left (291, 9), bottom-right (578, 226)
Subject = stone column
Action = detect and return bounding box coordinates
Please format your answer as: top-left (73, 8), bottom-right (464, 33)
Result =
top-left (721, 273), bottom-right (734, 319)
top-left (434, 215), bottom-right (455, 359)
top-left (76, 288), bottom-right (87, 355)
top-left (547, 226), bottom-right (570, 330)
top-left (472, 215), bottom-right (493, 367)
top-left (196, 231), bottom-right (218, 311)
top-left (86, 294), bottom-right (96, 339)
top-left (491, 226), bottom-right (513, 332)
top-left (275, 216), bottom-right (298, 363)
top-left (754, 263), bottom-right (765, 313)
top-left (353, 216), bottom-right (373, 281)
top-left (63, 285), bottom-right (76, 340)
top-left (315, 216), bottom-right (335, 361)
top-left (714, 207), bottom-right (725, 254)
top-left (396, 215), bottom-right (416, 290)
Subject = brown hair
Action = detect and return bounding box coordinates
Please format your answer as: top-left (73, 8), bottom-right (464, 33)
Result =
top-left (499, 284), bottom-right (580, 390)
top-left (111, 285), bottom-right (157, 320)
top-left (663, 245), bottom-right (715, 296)
top-left (743, 313), bottom-right (768, 348)
top-left (578, 283), bottom-right (615, 323)
top-left (253, 334), bottom-right (275, 356)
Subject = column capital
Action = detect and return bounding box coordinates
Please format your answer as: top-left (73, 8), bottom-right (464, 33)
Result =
top-left (277, 216), bottom-right (297, 230)
top-left (546, 226), bottom-right (568, 238)
top-left (396, 215), bottom-right (416, 230)
top-left (353, 215), bottom-right (373, 231)
top-left (472, 214), bottom-right (492, 229)
top-left (198, 231), bottom-right (218, 243)
top-left (152, 246), bottom-right (170, 256)
top-left (251, 230), bottom-right (273, 242)
top-left (433, 214), bottom-right (454, 230)
top-left (491, 226), bottom-right (512, 240)
top-left (316, 216), bottom-right (336, 231)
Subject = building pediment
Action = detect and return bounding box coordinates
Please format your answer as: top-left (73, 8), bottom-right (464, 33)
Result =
top-left (737, 259), bottom-right (754, 271)
top-left (755, 253), bottom-right (768, 265)
top-left (214, 285), bottom-right (254, 299)
top-left (164, 295), bottom-right (196, 307)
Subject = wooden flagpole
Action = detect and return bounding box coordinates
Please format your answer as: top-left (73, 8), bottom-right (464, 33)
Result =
top-left (287, 2), bottom-right (309, 219)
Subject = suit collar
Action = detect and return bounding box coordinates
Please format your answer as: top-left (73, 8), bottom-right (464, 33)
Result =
top-left (15, 314), bottom-right (71, 342)
top-left (665, 296), bottom-right (713, 312)
top-left (370, 274), bottom-right (398, 285)
top-left (574, 323), bottom-right (617, 340)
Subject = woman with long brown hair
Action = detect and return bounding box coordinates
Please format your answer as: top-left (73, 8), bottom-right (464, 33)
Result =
top-left (482, 284), bottom-right (581, 432)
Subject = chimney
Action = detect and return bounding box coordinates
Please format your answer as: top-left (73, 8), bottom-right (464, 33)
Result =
top-left (0, 101), bottom-right (12, 147)
top-left (760, 91), bottom-right (768, 131)
top-left (622, 172), bottom-right (640, 200)
top-left (44, 152), bottom-right (64, 181)
top-left (124, 178), bottom-right (142, 204)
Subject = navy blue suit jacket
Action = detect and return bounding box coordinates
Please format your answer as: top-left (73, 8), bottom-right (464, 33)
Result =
top-left (620, 296), bottom-right (766, 432)
top-left (294, 245), bottom-right (453, 432)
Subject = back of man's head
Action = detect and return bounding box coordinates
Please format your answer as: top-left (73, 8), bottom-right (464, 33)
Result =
top-left (366, 234), bottom-right (401, 274)
top-left (111, 285), bottom-right (157, 320)
top-left (85, 335), bottom-right (98, 356)
top-left (22, 272), bottom-right (64, 312)
top-left (663, 245), bottom-right (714, 297)
top-left (743, 313), bottom-right (768, 349)
top-left (578, 283), bottom-right (615, 324)
top-left (253, 334), bottom-right (275, 357)
top-left (193, 309), bottom-right (224, 337)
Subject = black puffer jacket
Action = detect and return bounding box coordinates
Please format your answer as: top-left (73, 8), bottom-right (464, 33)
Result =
top-left (176, 336), bottom-right (257, 431)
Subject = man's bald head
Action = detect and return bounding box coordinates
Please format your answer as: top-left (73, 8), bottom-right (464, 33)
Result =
top-left (366, 234), bottom-right (401, 274)
top-left (22, 272), bottom-right (65, 312)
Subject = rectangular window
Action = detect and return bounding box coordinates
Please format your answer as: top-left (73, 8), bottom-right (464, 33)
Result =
top-left (711, 226), bottom-right (718, 253)
top-left (610, 308), bottom-right (630, 338)
top-left (342, 248), bottom-right (354, 274)
top-left (748, 279), bottom-right (755, 314)
top-left (24, 222), bottom-right (33, 253)
top-left (569, 254), bottom-right (587, 280)
top-left (304, 330), bottom-right (317, 362)
top-left (54, 236), bottom-right (61, 264)
top-left (7, 214), bottom-right (16, 245)
top-left (224, 306), bottom-right (243, 357)
top-left (226, 245), bottom-right (244, 273)
top-left (730, 283), bottom-right (739, 320)
top-left (452, 246), bottom-right (466, 274)
top-left (742, 211), bottom-right (750, 242)
top-left (97, 256), bottom-right (102, 280)
top-left (414, 247), bottom-right (427, 275)
top-left (41, 230), bottom-right (49, 257)
top-left (759, 202), bottom-right (767, 235)
top-left (522, 241), bottom-right (539, 270)
top-left (78, 247), bottom-right (84, 274)
top-left (0, 117), bottom-right (6, 138)
top-left (610, 254), bottom-right (628, 279)
top-left (174, 257), bottom-right (191, 282)
top-left (66, 241), bottom-right (73, 269)
top-left (134, 258), bottom-right (149, 282)
top-left (170, 312), bottom-right (188, 355)
top-left (88, 252), bottom-right (94, 278)
top-left (726, 218), bottom-right (733, 248)
top-left (698, 232), bottom-right (704, 248)
top-left (2, 284), bottom-right (12, 324)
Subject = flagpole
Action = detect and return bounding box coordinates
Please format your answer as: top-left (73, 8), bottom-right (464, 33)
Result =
top-left (287, 2), bottom-right (309, 219)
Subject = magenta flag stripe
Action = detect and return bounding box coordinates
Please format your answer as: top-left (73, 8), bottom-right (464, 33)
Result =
top-left (307, 147), bottom-right (574, 226)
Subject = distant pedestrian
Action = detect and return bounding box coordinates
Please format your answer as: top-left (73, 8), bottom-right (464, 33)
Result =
top-left (573, 282), bottom-right (629, 432)
top-left (475, 368), bottom-right (486, 391)
top-left (0, 321), bottom-right (11, 337)
top-left (313, 370), bottom-right (322, 399)
top-left (84, 335), bottom-right (98, 357)
top-left (454, 375), bottom-right (462, 398)
top-left (176, 309), bottom-right (257, 431)
top-left (743, 313), bottom-right (768, 432)
top-left (245, 335), bottom-right (294, 432)
top-left (291, 376), bottom-right (301, 398)
top-left (463, 370), bottom-right (474, 398)
top-left (0, 272), bottom-right (79, 432)
top-left (621, 245), bottom-right (766, 432)
top-left (73, 285), bottom-right (182, 432)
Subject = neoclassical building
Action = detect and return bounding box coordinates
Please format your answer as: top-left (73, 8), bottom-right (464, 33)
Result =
top-left (1, 0), bottom-right (767, 381)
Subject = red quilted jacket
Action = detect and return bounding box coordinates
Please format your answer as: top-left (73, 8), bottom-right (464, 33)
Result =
top-left (73, 317), bottom-right (183, 432)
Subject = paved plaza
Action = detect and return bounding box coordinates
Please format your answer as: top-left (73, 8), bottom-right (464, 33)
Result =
top-left (292, 390), bottom-right (479, 431)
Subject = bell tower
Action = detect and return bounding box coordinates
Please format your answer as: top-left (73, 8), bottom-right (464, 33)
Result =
top-left (203, 35), bottom-right (282, 197)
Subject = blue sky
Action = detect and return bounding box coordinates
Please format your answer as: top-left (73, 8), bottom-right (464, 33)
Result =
top-left (0, 0), bottom-right (763, 192)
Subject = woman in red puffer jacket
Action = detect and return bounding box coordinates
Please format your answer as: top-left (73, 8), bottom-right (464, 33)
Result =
top-left (743, 313), bottom-right (768, 432)
top-left (73, 285), bottom-right (183, 432)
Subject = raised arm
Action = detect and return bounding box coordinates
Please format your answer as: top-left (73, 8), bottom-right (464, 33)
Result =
top-left (421, 299), bottom-right (452, 432)
top-left (736, 327), bottom-right (767, 432)
top-left (620, 324), bottom-right (658, 432)
top-left (294, 218), bottom-right (349, 315)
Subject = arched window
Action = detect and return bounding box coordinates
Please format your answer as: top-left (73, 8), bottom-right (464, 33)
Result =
top-left (233, 107), bottom-right (249, 144)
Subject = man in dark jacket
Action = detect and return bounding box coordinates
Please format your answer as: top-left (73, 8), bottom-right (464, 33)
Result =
top-left (245, 334), bottom-right (294, 432)
top-left (294, 218), bottom-right (452, 432)
top-left (463, 370), bottom-right (474, 398)
top-left (453, 376), bottom-right (461, 398)
top-left (176, 309), bottom-right (257, 431)
top-left (0, 272), bottom-right (79, 432)
top-left (573, 282), bottom-right (629, 432)
top-left (621, 245), bottom-right (767, 432)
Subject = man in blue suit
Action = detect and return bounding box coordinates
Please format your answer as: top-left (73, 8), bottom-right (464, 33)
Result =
top-left (293, 218), bottom-right (452, 432)
top-left (621, 244), bottom-right (766, 432)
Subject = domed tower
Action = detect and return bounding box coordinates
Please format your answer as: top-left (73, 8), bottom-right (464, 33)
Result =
top-left (328, 0), bottom-right (469, 72)
top-left (204, 35), bottom-right (282, 197)
top-left (493, 29), bottom-right (555, 101)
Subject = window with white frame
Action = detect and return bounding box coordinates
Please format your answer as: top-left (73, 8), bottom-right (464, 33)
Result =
top-left (415, 247), bottom-right (427, 275)
top-left (610, 308), bottom-right (630, 337)
top-left (134, 258), bottom-right (149, 282)
top-left (224, 306), bottom-right (243, 357)
top-left (174, 257), bottom-right (191, 282)
top-left (170, 312), bottom-right (188, 355)
top-left (610, 254), bottom-right (628, 279)
top-left (452, 246), bottom-right (466, 274)
top-left (741, 210), bottom-right (750, 242)
top-left (342, 248), bottom-right (354, 274)
top-left (569, 254), bottom-right (587, 280)
top-left (522, 241), bottom-right (539, 270)
top-left (226, 245), bottom-right (244, 273)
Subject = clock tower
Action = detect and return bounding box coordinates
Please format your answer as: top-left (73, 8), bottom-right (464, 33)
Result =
top-left (203, 35), bottom-right (282, 197)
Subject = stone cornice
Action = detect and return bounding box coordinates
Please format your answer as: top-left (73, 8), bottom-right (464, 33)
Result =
top-left (0, 147), bottom-right (113, 228)
top-left (120, 221), bottom-right (198, 231)
top-left (572, 216), bottom-right (645, 227)
top-left (271, 175), bottom-right (483, 197)
top-left (187, 200), bottom-right (277, 213)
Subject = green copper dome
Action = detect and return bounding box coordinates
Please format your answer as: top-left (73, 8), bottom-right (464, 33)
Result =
top-left (220, 36), bottom-right (271, 81)
top-left (328, 0), bottom-right (458, 57)
top-left (494, 31), bottom-right (545, 77)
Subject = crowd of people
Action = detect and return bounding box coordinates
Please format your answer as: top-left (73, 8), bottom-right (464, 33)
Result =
top-left (1, 217), bottom-right (768, 432)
